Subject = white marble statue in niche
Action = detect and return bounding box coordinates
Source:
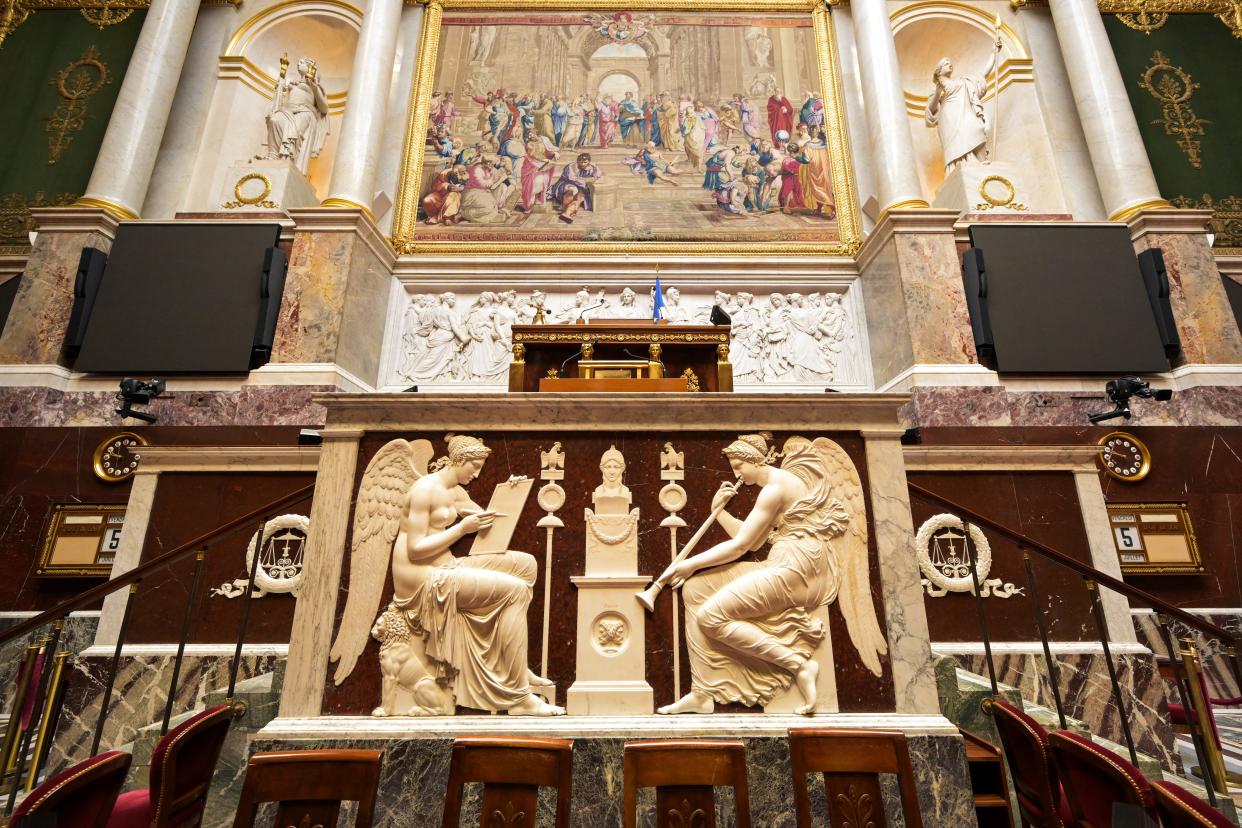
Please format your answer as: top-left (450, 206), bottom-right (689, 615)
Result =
top-left (264, 56), bottom-right (330, 174)
top-left (329, 434), bottom-right (563, 716)
top-left (393, 286), bottom-right (858, 387)
top-left (924, 34), bottom-right (1002, 173)
top-left (656, 433), bottom-right (887, 715)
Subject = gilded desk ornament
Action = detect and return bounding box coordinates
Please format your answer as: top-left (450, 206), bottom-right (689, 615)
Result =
top-left (681, 368), bottom-right (701, 392)
top-left (46, 45), bottom-right (111, 165)
top-left (1139, 51), bottom-right (1210, 168)
top-left (387, 0), bottom-right (862, 257)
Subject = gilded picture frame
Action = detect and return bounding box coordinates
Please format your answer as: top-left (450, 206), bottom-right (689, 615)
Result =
top-left (390, 0), bottom-right (862, 255)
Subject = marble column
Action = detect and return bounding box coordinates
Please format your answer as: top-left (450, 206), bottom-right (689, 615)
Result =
top-left (850, 0), bottom-right (927, 213)
top-left (374, 4), bottom-right (427, 234)
top-left (280, 430), bottom-right (362, 718)
top-left (95, 471), bottom-right (161, 648)
top-left (1048, 0), bottom-right (1169, 222)
top-left (863, 431), bottom-right (940, 714)
top-left (1074, 471), bottom-right (1138, 644)
top-left (322, 0), bottom-right (405, 216)
top-left (77, 0), bottom-right (201, 219)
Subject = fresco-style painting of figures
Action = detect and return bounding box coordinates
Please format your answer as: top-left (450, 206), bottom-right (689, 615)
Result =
top-left (411, 10), bottom-right (847, 245)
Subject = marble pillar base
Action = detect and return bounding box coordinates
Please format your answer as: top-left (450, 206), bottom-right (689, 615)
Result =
top-left (568, 575), bottom-right (653, 716)
top-left (253, 715), bottom-right (975, 827)
top-left (218, 160), bottom-right (318, 211)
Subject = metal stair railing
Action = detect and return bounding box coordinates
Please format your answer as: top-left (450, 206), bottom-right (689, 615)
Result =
top-left (0, 481), bottom-right (315, 816)
top-left (909, 481), bottom-right (1234, 804)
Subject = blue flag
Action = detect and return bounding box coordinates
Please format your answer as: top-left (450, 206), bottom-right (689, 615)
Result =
top-left (652, 276), bottom-right (665, 322)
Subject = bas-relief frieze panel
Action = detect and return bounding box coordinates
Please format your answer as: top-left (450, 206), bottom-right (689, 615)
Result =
top-left (381, 284), bottom-right (870, 390)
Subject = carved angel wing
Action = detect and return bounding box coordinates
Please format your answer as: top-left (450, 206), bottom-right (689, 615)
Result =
top-left (782, 436), bottom-right (888, 677)
top-left (328, 438), bottom-right (433, 685)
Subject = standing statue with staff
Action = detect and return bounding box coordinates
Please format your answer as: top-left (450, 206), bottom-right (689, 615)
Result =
top-left (924, 27), bottom-right (1004, 173)
top-left (640, 433), bottom-right (887, 715)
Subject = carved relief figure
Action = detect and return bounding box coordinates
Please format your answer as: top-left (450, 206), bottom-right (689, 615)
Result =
top-left (656, 433), bottom-right (887, 715)
top-left (924, 36), bottom-right (1002, 172)
top-left (330, 435), bottom-right (563, 716)
top-left (594, 444), bottom-right (632, 509)
top-left (265, 57), bottom-right (330, 173)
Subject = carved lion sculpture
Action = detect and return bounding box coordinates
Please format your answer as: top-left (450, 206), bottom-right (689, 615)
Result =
top-left (369, 604), bottom-right (454, 717)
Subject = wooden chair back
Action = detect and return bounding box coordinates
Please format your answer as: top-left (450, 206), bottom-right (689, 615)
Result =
top-left (441, 736), bottom-right (573, 828)
top-left (231, 749), bottom-right (383, 828)
top-left (622, 739), bottom-right (750, 828)
top-left (1048, 731), bottom-right (1156, 828)
top-left (149, 702), bottom-right (234, 827)
top-left (990, 700), bottom-right (1066, 828)
top-left (788, 729), bottom-right (923, 828)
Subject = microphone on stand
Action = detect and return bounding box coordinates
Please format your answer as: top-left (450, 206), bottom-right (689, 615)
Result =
top-left (577, 301), bottom-right (606, 323)
top-left (560, 342), bottom-right (594, 374)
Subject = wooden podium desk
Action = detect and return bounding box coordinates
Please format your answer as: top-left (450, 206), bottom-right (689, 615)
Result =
top-left (509, 322), bottom-right (733, 392)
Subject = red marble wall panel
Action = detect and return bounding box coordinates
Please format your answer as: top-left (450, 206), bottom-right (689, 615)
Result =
top-left (321, 430), bottom-right (896, 715)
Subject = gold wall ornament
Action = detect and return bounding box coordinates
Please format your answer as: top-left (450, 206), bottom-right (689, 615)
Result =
top-left (1170, 193), bottom-right (1242, 249)
top-left (223, 172), bottom-right (278, 208)
top-left (45, 44), bottom-right (111, 165)
top-left (388, 0), bottom-right (863, 257)
top-left (1139, 51), bottom-right (1210, 168)
top-left (972, 174), bottom-right (1028, 211)
top-left (1117, 9), bottom-right (1170, 29)
top-left (681, 368), bottom-right (701, 391)
top-left (0, 0), bottom-right (241, 50)
top-left (1011, 0), bottom-right (1242, 39)
top-left (0, 190), bottom-right (76, 249)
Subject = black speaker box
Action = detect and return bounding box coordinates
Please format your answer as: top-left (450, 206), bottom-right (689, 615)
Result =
top-left (64, 247), bottom-right (108, 359)
top-left (961, 247), bottom-right (995, 362)
top-left (250, 247), bottom-right (288, 368)
top-left (1137, 248), bottom-right (1181, 358)
top-left (709, 304), bottom-right (731, 326)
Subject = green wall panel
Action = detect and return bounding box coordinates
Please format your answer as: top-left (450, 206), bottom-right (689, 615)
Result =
top-left (1104, 14), bottom-right (1242, 248)
top-left (0, 9), bottom-right (145, 247)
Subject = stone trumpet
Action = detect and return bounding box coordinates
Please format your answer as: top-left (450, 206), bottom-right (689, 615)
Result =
top-left (635, 476), bottom-right (739, 612)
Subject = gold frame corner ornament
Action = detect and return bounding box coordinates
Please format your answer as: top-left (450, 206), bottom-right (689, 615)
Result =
top-left (91, 431), bottom-right (148, 483)
top-left (1097, 430), bottom-right (1152, 483)
top-left (388, 0), bottom-right (862, 256)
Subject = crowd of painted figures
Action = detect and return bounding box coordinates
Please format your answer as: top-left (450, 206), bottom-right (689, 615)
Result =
top-left (395, 287), bottom-right (853, 385)
top-left (420, 87), bottom-right (835, 225)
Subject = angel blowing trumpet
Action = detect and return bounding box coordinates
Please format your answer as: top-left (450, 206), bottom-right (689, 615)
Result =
top-left (652, 433), bottom-right (887, 716)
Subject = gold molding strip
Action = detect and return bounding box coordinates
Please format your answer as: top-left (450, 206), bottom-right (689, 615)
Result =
top-left (0, 0), bottom-right (241, 49)
top-left (1011, 0), bottom-right (1242, 39)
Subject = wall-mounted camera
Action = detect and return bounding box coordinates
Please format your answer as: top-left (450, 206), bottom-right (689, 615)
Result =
top-left (115, 377), bottom-right (166, 424)
top-left (1087, 376), bottom-right (1172, 424)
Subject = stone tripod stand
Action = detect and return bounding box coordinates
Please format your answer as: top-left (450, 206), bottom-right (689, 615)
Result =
top-left (635, 475), bottom-right (740, 613)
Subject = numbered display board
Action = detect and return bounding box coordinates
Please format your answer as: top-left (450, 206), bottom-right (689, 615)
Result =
top-left (1106, 502), bottom-right (1202, 574)
top-left (36, 505), bottom-right (126, 577)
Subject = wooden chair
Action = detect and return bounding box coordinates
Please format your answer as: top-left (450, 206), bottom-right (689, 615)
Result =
top-left (11, 750), bottom-right (131, 828)
top-left (990, 700), bottom-right (1069, 828)
top-left (1048, 731), bottom-right (1157, 828)
top-left (232, 749), bottom-right (383, 828)
top-left (441, 736), bottom-right (573, 828)
top-left (788, 729), bottom-right (923, 828)
top-left (623, 739), bottom-right (750, 828)
top-left (108, 703), bottom-right (233, 828)
top-left (1151, 780), bottom-right (1234, 828)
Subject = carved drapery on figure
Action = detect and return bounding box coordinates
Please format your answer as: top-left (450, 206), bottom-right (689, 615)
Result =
top-left (657, 433), bottom-right (887, 716)
top-left (924, 44), bottom-right (1000, 172)
top-left (264, 55), bottom-right (329, 174)
top-left (329, 435), bottom-right (562, 717)
top-left (393, 286), bottom-right (861, 387)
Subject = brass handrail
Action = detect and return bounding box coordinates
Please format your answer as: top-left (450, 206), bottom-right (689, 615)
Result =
top-left (907, 481), bottom-right (1236, 645)
top-left (0, 481), bottom-right (316, 648)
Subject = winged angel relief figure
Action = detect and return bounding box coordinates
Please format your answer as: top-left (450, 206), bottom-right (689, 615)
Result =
top-left (656, 433), bottom-right (887, 716)
top-left (329, 435), bottom-right (563, 716)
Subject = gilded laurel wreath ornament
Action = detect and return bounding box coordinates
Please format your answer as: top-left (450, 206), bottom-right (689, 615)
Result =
top-left (223, 172), bottom-right (278, 209)
top-left (914, 514), bottom-right (1023, 598)
top-left (973, 175), bottom-right (1028, 211)
top-left (1139, 51), bottom-right (1210, 168)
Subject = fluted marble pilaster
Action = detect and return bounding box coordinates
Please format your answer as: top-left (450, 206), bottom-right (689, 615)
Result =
top-left (77, 0), bottom-right (201, 219)
top-left (850, 0), bottom-right (927, 213)
top-left (1048, 0), bottom-right (1169, 221)
top-left (322, 0), bottom-right (405, 215)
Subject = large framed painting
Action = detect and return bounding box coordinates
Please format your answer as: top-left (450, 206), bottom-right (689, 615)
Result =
top-left (390, 0), bottom-right (861, 254)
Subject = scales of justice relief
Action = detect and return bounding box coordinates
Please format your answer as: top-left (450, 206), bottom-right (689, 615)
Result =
top-left (328, 432), bottom-right (888, 717)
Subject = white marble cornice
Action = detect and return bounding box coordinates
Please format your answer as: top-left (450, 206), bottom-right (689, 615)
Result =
top-left (903, 444), bottom-right (1100, 472)
top-left (855, 208), bottom-right (960, 272)
top-left (1216, 254), bottom-right (1242, 277)
top-left (315, 392), bottom-right (910, 432)
top-left (137, 445), bottom-right (321, 472)
top-left (29, 207), bottom-right (121, 237)
top-left (1127, 208), bottom-right (1214, 239)
top-left (288, 207), bottom-right (397, 269)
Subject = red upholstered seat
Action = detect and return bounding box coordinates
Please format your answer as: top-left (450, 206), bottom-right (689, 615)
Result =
top-left (1152, 779), bottom-right (1234, 828)
top-left (10, 750), bottom-right (131, 828)
top-left (991, 700), bottom-right (1071, 828)
top-left (1048, 730), bottom-right (1157, 828)
top-left (107, 703), bottom-right (233, 828)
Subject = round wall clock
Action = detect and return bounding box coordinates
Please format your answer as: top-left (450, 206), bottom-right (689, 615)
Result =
top-left (92, 432), bottom-right (149, 483)
top-left (1097, 431), bottom-right (1151, 482)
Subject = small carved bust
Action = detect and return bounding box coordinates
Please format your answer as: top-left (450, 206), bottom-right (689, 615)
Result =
top-left (593, 444), bottom-right (632, 512)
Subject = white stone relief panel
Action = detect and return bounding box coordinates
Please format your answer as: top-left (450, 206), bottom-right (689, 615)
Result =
top-left (381, 285), bottom-right (870, 391)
